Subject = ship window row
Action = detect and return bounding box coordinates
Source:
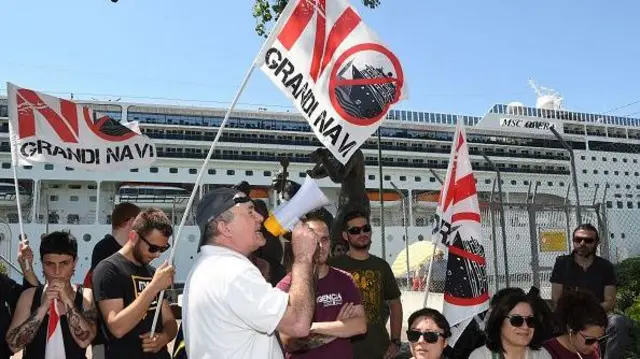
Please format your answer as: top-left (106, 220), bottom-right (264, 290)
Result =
top-left (582, 169), bottom-right (638, 177)
top-left (387, 109), bottom-right (480, 126)
top-left (147, 147), bottom-right (571, 175)
top-left (588, 141), bottom-right (640, 153)
top-left (606, 201), bottom-right (640, 210)
top-left (0, 103), bottom-right (476, 127)
top-left (581, 155), bottom-right (637, 164)
top-left (584, 183), bottom-right (640, 191)
top-left (49, 195), bottom-right (85, 202)
top-left (0, 119), bottom-right (586, 152)
top-left (133, 130), bottom-right (577, 159)
top-left (2, 101), bottom-right (637, 128)
top-left (491, 104), bottom-right (640, 127)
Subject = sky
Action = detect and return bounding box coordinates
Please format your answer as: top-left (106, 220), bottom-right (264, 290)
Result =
top-left (1, 0), bottom-right (639, 118)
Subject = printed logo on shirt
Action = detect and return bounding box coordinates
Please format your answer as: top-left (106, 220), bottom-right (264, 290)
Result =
top-left (317, 293), bottom-right (343, 307)
top-left (131, 275), bottom-right (158, 317)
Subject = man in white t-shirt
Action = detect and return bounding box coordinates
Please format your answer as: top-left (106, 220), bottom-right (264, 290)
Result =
top-left (182, 187), bottom-right (318, 359)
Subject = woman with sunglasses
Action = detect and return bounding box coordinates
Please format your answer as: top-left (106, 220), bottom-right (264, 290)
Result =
top-left (405, 308), bottom-right (451, 359)
top-left (470, 292), bottom-right (552, 359)
top-left (542, 290), bottom-right (607, 359)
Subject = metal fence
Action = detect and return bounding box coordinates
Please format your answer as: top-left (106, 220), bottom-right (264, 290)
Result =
top-left (399, 129), bottom-right (640, 303)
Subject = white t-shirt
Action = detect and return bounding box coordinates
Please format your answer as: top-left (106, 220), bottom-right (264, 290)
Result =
top-left (182, 245), bottom-right (289, 359)
top-left (469, 345), bottom-right (552, 359)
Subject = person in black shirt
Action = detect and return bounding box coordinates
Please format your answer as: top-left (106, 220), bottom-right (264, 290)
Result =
top-left (550, 223), bottom-right (632, 359)
top-left (93, 207), bottom-right (177, 359)
top-left (85, 202), bottom-right (140, 359)
top-left (85, 202), bottom-right (141, 289)
top-left (0, 241), bottom-right (39, 359)
top-left (6, 231), bottom-right (97, 359)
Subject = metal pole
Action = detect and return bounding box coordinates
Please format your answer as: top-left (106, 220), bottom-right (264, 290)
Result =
top-left (428, 169), bottom-right (444, 185)
top-left (564, 183), bottom-right (572, 253)
top-left (391, 181), bottom-right (410, 289)
top-left (600, 182), bottom-right (611, 260)
top-left (527, 203), bottom-right (540, 289)
top-left (483, 155), bottom-right (510, 287)
top-left (377, 129), bottom-right (386, 260)
top-left (550, 126), bottom-right (582, 224)
top-left (489, 177), bottom-right (500, 293)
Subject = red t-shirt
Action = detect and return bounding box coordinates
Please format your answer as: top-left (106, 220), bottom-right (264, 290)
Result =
top-left (543, 337), bottom-right (600, 359)
top-left (276, 267), bottom-right (362, 359)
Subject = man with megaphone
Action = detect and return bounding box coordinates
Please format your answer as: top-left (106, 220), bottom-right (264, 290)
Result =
top-left (181, 187), bottom-right (321, 359)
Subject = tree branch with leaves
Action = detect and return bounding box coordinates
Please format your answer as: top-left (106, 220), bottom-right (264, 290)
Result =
top-left (252, 0), bottom-right (381, 37)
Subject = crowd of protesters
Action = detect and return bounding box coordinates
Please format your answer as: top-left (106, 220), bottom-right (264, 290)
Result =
top-left (0, 183), bottom-right (636, 359)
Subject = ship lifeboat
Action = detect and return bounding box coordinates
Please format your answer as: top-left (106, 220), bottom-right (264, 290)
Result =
top-left (115, 184), bottom-right (190, 211)
top-left (0, 182), bottom-right (31, 209)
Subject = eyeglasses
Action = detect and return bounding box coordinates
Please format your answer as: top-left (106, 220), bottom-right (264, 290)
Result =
top-left (137, 232), bottom-right (171, 253)
top-left (506, 315), bottom-right (536, 328)
top-left (347, 224), bottom-right (372, 235)
top-left (579, 332), bottom-right (607, 345)
top-left (573, 236), bottom-right (596, 244)
top-left (406, 330), bottom-right (443, 343)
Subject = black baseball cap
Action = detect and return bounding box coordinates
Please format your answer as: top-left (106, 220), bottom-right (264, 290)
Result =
top-left (196, 187), bottom-right (251, 249)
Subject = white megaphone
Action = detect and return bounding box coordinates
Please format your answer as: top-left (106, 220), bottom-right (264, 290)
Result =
top-left (264, 176), bottom-right (331, 236)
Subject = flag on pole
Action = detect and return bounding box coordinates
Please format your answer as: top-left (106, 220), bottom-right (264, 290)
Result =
top-left (45, 300), bottom-right (65, 359)
top-left (431, 118), bottom-right (489, 347)
top-left (7, 82), bottom-right (156, 171)
top-left (259, 0), bottom-right (407, 164)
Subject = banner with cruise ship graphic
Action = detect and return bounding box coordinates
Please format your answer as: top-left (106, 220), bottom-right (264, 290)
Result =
top-left (259, 0), bottom-right (407, 164)
top-left (7, 83), bottom-right (156, 171)
top-left (431, 119), bottom-right (489, 347)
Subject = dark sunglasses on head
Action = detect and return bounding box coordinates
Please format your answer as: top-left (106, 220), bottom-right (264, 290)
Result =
top-left (347, 224), bottom-right (372, 235)
top-left (137, 232), bottom-right (171, 253)
top-left (507, 315), bottom-right (536, 328)
top-left (579, 332), bottom-right (607, 345)
top-left (573, 236), bottom-right (596, 244)
top-left (406, 330), bottom-right (443, 344)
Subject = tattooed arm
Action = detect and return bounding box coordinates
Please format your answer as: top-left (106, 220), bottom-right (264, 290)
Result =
top-left (63, 286), bottom-right (97, 348)
top-left (6, 288), bottom-right (47, 353)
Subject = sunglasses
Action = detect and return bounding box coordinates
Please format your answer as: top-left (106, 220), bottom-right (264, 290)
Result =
top-left (406, 330), bottom-right (443, 344)
top-left (579, 332), bottom-right (607, 346)
top-left (573, 236), bottom-right (596, 244)
top-left (506, 315), bottom-right (536, 328)
top-left (137, 232), bottom-right (171, 253)
top-left (347, 224), bottom-right (372, 235)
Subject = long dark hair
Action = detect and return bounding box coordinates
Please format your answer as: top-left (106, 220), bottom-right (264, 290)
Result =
top-left (556, 290), bottom-right (607, 333)
top-left (485, 292), bottom-right (543, 352)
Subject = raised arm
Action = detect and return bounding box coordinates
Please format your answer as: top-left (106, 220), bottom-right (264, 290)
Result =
top-left (275, 224), bottom-right (318, 337)
top-left (6, 288), bottom-right (47, 353)
top-left (17, 241), bottom-right (39, 287)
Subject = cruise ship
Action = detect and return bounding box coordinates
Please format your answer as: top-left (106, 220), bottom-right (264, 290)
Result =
top-left (0, 82), bottom-right (638, 298)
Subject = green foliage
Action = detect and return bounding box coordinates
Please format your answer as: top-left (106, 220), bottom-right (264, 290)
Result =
top-left (0, 262), bottom-right (6, 275)
top-left (252, 0), bottom-right (381, 37)
top-left (615, 257), bottom-right (640, 312)
top-left (615, 257), bottom-right (640, 357)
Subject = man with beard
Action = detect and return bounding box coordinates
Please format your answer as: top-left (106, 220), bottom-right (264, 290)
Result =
top-left (277, 215), bottom-right (367, 358)
top-left (328, 211), bottom-right (403, 359)
top-left (93, 208), bottom-right (178, 359)
top-left (550, 223), bottom-right (632, 359)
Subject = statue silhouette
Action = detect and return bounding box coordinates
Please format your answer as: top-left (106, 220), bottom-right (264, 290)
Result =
top-left (306, 148), bottom-right (370, 244)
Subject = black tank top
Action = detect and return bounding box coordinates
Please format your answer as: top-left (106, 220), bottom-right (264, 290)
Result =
top-left (23, 285), bottom-right (87, 359)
